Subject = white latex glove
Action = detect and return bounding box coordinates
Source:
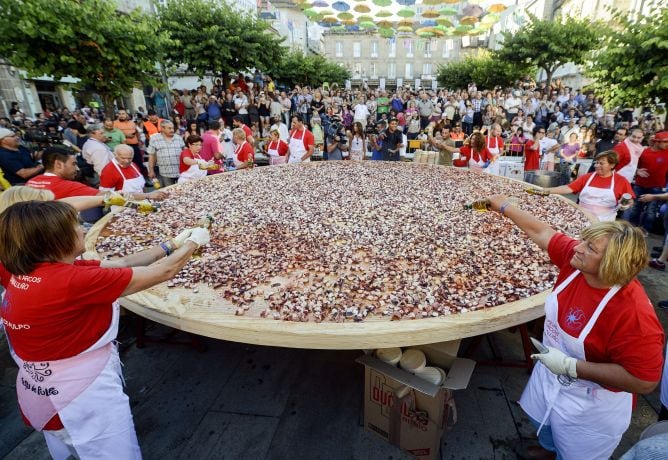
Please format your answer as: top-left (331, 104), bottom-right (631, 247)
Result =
top-left (185, 227), bottom-right (210, 248)
top-left (171, 228), bottom-right (194, 249)
top-left (531, 346), bottom-right (578, 378)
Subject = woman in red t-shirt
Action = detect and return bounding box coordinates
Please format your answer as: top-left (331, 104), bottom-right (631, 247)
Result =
top-left (265, 128), bottom-right (288, 165)
top-left (542, 150), bottom-right (634, 221)
top-left (483, 195), bottom-right (663, 460)
top-left (0, 201), bottom-right (211, 458)
top-left (179, 134), bottom-right (214, 183)
top-left (458, 131), bottom-right (492, 172)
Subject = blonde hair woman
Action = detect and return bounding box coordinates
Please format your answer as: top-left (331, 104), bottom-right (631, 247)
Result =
top-left (485, 195), bottom-right (663, 460)
top-left (0, 186), bottom-right (107, 214)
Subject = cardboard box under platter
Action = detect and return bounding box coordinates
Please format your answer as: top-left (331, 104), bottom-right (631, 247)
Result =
top-left (357, 345), bottom-right (475, 460)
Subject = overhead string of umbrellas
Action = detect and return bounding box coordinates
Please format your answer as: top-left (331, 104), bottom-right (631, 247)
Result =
top-left (296, 0), bottom-right (510, 37)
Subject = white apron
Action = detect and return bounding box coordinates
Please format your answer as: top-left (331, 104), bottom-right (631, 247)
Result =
top-left (349, 136), bottom-right (365, 161)
top-left (288, 128), bottom-right (310, 164)
top-left (519, 270), bottom-right (631, 460)
top-left (267, 141), bottom-right (286, 166)
top-left (468, 150), bottom-right (486, 172)
top-left (485, 136), bottom-right (501, 175)
top-left (579, 173), bottom-right (618, 221)
top-left (111, 160), bottom-right (145, 194)
top-left (12, 300), bottom-right (141, 459)
top-left (616, 142), bottom-right (644, 183)
top-left (178, 153), bottom-right (208, 184)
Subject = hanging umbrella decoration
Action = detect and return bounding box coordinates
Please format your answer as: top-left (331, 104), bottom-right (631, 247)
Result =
top-left (305, 0), bottom-right (508, 37)
top-left (332, 1), bottom-right (350, 11)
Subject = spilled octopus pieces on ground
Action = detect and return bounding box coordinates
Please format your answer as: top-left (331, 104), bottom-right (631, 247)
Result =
top-left (96, 162), bottom-right (590, 322)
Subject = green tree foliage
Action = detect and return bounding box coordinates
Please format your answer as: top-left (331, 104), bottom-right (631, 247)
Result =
top-left (437, 52), bottom-right (533, 90)
top-left (494, 14), bottom-right (600, 89)
top-left (158, 0), bottom-right (285, 80)
top-left (587, 3), bottom-right (667, 109)
top-left (0, 0), bottom-right (170, 118)
top-left (269, 50), bottom-right (351, 88)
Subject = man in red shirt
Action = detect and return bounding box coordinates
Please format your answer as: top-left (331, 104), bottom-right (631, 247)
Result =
top-left (613, 128), bottom-right (645, 183)
top-left (623, 131), bottom-right (668, 232)
top-left (232, 115), bottom-right (254, 145)
top-left (27, 147), bottom-right (106, 222)
top-left (232, 127), bottom-right (254, 169)
top-left (200, 119), bottom-right (224, 174)
top-left (286, 114), bottom-right (315, 164)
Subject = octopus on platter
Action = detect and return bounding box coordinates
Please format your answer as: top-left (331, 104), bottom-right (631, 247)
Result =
top-left (95, 162), bottom-right (590, 322)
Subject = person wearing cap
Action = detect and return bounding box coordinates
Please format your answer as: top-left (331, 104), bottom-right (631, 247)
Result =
top-left (623, 131), bottom-right (668, 232)
top-left (0, 128), bottom-right (44, 185)
top-left (483, 195), bottom-right (664, 460)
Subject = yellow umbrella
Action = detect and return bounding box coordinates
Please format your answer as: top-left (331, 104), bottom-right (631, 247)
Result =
top-left (488, 3), bottom-right (507, 13)
top-left (399, 18), bottom-right (415, 27)
top-left (341, 19), bottom-right (357, 25)
top-left (321, 16), bottom-right (339, 23)
top-left (397, 25), bottom-right (413, 32)
top-left (377, 20), bottom-right (393, 28)
top-left (353, 4), bottom-right (371, 13)
top-left (481, 13), bottom-right (500, 24)
top-left (428, 27), bottom-right (445, 37)
top-left (442, 0), bottom-right (459, 3)
top-left (436, 18), bottom-right (454, 27)
top-left (422, 9), bottom-right (440, 18)
top-left (459, 16), bottom-right (479, 25)
top-left (422, 0), bottom-right (444, 4)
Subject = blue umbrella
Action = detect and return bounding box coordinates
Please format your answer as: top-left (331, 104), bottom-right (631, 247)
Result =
top-left (345, 24), bottom-right (360, 31)
top-left (396, 0), bottom-right (416, 5)
top-left (420, 20), bottom-right (437, 27)
top-left (332, 1), bottom-right (350, 11)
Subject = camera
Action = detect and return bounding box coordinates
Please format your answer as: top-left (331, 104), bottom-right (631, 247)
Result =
top-left (365, 124), bottom-right (378, 136)
top-left (326, 121), bottom-right (347, 145)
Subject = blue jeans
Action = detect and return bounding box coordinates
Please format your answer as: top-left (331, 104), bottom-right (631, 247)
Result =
top-left (623, 185), bottom-right (663, 232)
top-left (528, 416), bottom-right (563, 459)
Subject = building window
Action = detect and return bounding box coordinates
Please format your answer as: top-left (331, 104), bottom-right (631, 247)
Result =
top-left (388, 40), bottom-right (396, 58)
top-left (370, 41), bottom-right (378, 58)
top-left (370, 63), bottom-right (377, 78)
top-left (405, 62), bottom-right (413, 79)
top-left (443, 39), bottom-right (453, 58)
top-left (353, 42), bottom-right (361, 58)
top-left (405, 39), bottom-right (413, 58)
top-left (335, 41), bottom-right (343, 57)
top-left (387, 62), bottom-right (396, 79)
top-left (424, 41), bottom-right (432, 58)
top-left (422, 63), bottom-right (432, 77)
top-left (354, 62), bottom-right (362, 77)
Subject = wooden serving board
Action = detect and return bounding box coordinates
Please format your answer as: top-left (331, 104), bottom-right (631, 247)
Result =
top-left (84, 164), bottom-right (591, 350)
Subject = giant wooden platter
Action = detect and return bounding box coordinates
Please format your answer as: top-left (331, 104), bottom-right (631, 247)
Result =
top-left (85, 162), bottom-right (593, 349)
